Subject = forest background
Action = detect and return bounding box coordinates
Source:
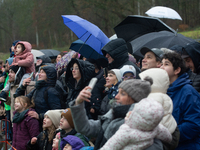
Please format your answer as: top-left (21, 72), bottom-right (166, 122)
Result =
top-left (0, 0), bottom-right (200, 54)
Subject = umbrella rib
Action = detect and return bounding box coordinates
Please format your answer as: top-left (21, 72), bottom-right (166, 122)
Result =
top-left (78, 34), bottom-right (92, 52)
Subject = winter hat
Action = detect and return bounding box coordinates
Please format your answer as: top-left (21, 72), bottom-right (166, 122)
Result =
top-left (60, 135), bottom-right (85, 150)
top-left (6, 58), bottom-right (14, 65)
top-left (9, 65), bottom-right (19, 74)
top-left (45, 109), bottom-right (63, 128)
top-left (118, 77), bottom-right (152, 102)
top-left (61, 108), bottom-right (74, 128)
top-left (120, 65), bottom-right (136, 77)
top-left (40, 65), bottom-right (57, 80)
top-left (12, 40), bottom-right (20, 46)
top-left (111, 69), bottom-right (122, 82)
top-left (126, 98), bottom-right (164, 131)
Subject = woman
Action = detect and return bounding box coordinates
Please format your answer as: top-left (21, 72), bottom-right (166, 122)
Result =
top-left (69, 78), bottom-right (156, 150)
top-left (65, 58), bottom-right (95, 108)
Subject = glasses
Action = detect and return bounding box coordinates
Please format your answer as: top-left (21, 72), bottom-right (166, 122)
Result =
top-left (122, 75), bottom-right (135, 80)
top-left (70, 67), bottom-right (79, 71)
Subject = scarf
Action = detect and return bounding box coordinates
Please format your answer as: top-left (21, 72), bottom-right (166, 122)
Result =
top-left (35, 80), bottom-right (48, 89)
top-left (13, 109), bottom-right (29, 123)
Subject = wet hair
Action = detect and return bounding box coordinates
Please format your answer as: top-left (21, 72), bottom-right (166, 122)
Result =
top-left (15, 96), bottom-right (34, 109)
top-left (162, 52), bottom-right (187, 76)
top-left (17, 43), bottom-right (25, 51)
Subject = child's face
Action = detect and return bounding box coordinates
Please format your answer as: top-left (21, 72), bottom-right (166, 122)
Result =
top-left (63, 143), bottom-right (72, 150)
top-left (52, 133), bottom-right (60, 149)
top-left (15, 44), bottom-right (23, 55)
top-left (43, 115), bottom-right (53, 128)
top-left (14, 99), bottom-right (25, 113)
top-left (60, 116), bottom-right (71, 130)
top-left (122, 73), bottom-right (135, 81)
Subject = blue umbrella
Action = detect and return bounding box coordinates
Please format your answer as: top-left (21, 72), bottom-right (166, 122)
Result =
top-left (62, 15), bottom-right (110, 56)
top-left (70, 39), bottom-right (106, 60)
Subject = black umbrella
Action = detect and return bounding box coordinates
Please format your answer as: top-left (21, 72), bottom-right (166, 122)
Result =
top-left (114, 15), bottom-right (175, 42)
top-left (129, 31), bottom-right (196, 59)
top-left (40, 49), bottom-right (60, 59)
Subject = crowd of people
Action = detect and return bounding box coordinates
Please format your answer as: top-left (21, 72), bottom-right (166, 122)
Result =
top-left (0, 38), bottom-right (200, 150)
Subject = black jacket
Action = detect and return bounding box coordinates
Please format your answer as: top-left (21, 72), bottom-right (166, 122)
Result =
top-left (187, 69), bottom-right (200, 93)
top-left (101, 38), bottom-right (141, 78)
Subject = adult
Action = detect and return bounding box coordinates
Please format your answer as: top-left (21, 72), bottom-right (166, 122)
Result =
top-left (69, 78), bottom-right (164, 150)
top-left (140, 47), bottom-right (164, 71)
top-left (101, 38), bottom-right (140, 78)
top-left (161, 52), bottom-right (200, 150)
top-left (56, 52), bottom-right (65, 63)
top-left (65, 58), bottom-right (95, 108)
top-left (35, 55), bottom-right (52, 73)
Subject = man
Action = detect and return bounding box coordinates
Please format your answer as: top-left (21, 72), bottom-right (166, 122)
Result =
top-left (140, 47), bottom-right (164, 71)
top-left (101, 38), bottom-right (140, 79)
top-left (161, 52), bottom-right (200, 150)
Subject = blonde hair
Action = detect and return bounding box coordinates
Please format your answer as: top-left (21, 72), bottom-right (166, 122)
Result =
top-left (15, 96), bottom-right (35, 109)
top-left (43, 123), bottom-right (56, 142)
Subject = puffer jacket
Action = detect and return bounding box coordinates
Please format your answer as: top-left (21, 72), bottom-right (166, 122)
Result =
top-left (65, 58), bottom-right (95, 107)
top-left (167, 73), bottom-right (200, 150)
top-left (12, 108), bottom-right (40, 150)
top-left (101, 38), bottom-right (140, 78)
top-left (12, 41), bottom-right (35, 73)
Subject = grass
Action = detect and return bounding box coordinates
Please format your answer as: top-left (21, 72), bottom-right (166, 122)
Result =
top-left (0, 53), bottom-right (10, 62)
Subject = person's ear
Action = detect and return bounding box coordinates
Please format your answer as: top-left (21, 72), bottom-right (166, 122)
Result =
top-left (174, 67), bottom-right (181, 75)
top-left (24, 103), bottom-right (28, 108)
top-left (156, 61), bottom-right (162, 68)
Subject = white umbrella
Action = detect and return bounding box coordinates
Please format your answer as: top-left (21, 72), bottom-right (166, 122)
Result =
top-left (145, 6), bottom-right (182, 20)
top-left (109, 34), bottom-right (118, 40)
top-left (31, 49), bottom-right (44, 63)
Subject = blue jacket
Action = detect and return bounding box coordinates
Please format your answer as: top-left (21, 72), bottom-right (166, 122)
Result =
top-left (167, 73), bottom-right (200, 150)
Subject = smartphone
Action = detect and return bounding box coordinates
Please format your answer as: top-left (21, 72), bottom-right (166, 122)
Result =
top-left (87, 77), bottom-right (98, 92)
top-left (103, 67), bottom-right (108, 77)
top-left (29, 72), bottom-right (34, 78)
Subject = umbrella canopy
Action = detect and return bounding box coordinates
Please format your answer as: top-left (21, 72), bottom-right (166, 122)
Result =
top-left (40, 49), bottom-right (60, 59)
top-left (62, 15), bottom-right (110, 56)
top-left (70, 39), bottom-right (106, 60)
top-left (130, 31), bottom-right (195, 59)
top-left (31, 49), bottom-right (44, 63)
top-left (114, 15), bottom-right (175, 42)
top-left (145, 6), bottom-right (182, 20)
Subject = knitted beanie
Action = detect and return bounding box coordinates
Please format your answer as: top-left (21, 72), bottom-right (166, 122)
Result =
top-left (111, 69), bottom-right (122, 82)
top-left (118, 77), bottom-right (152, 102)
top-left (120, 65), bottom-right (136, 77)
top-left (9, 65), bottom-right (19, 74)
top-left (61, 108), bottom-right (74, 128)
top-left (45, 109), bottom-right (63, 128)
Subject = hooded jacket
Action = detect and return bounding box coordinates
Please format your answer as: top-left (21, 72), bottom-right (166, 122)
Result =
top-left (101, 38), bottom-right (140, 78)
top-left (35, 55), bottom-right (52, 72)
top-left (167, 73), bottom-right (200, 150)
top-left (139, 68), bottom-right (177, 134)
top-left (65, 59), bottom-right (95, 107)
top-left (101, 98), bottom-right (172, 150)
top-left (12, 41), bottom-right (35, 73)
top-left (12, 108), bottom-right (40, 150)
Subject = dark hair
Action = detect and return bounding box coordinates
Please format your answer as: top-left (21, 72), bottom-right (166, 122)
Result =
top-left (162, 52), bottom-right (187, 76)
top-left (59, 52), bottom-right (65, 57)
top-left (17, 43), bottom-right (25, 51)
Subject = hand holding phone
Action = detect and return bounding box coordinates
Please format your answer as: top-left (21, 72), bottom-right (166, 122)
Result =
top-left (87, 78), bottom-right (98, 92)
top-left (29, 72), bottom-right (34, 78)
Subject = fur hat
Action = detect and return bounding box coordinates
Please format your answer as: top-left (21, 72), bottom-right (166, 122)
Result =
top-left (61, 108), bottom-right (74, 128)
top-left (45, 109), bottom-right (63, 128)
top-left (111, 69), bottom-right (122, 82)
top-left (118, 77), bottom-right (153, 102)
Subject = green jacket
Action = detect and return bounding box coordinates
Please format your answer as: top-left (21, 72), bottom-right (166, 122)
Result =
top-left (4, 73), bottom-right (11, 111)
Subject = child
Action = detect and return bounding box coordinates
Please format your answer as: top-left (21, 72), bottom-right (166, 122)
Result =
top-left (27, 109), bottom-right (63, 150)
top-left (12, 96), bottom-right (40, 150)
top-left (0, 41), bottom-right (35, 100)
top-left (60, 135), bottom-right (84, 150)
top-left (120, 65), bottom-right (136, 81)
top-left (52, 132), bottom-right (61, 150)
top-left (58, 108), bottom-right (89, 148)
top-left (101, 98), bottom-right (172, 150)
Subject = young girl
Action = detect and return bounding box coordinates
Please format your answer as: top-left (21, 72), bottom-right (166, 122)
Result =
top-left (27, 109), bottom-right (63, 150)
top-left (52, 132), bottom-right (61, 150)
top-left (12, 96), bottom-right (40, 150)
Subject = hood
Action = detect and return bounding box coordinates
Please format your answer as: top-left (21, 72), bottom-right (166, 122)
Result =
top-left (40, 65), bottom-right (57, 85)
top-left (11, 67), bottom-right (26, 85)
top-left (60, 135), bottom-right (84, 150)
top-left (167, 73), bottom-right (191, 95)
top-left (139, 68), bottom-right (170, 94)
top-left (126, 98), bottom-right (164, 131)
top-left (36, 55), bottom-right (51, 64)
top-left (183, 42), bottom-right (200, 73)
top-left (101, 38), bottom-right (129, 69)
top-left (14, 41), bottom-right (32, 55)
top-left (65, 58), bottom-right (95, 84)
top-left (6, 57), bottom-right (14, 65)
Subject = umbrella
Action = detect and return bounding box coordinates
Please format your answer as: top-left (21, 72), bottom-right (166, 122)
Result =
top-left (31, 49), bottom-right (44, 63)
top-left (69, 39), bottom-right (106, 60)
top-left (130, 31), bottom-right (196, 59)
top-left (62, 15), bottom-right (110, 56)
top-left (40, 49), bottom-right (60, 59)
top-left (145, 6), bottom-right (182, 20)
top-left (114, 15), bottom-right (175, 42)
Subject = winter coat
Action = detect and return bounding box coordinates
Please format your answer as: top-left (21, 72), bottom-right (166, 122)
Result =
top-left (167, 73), bottom-right (200, 150)
top-left (12, 41), bottom-right (35, 74)
top-left (65, 58), bottom-right (95, 107)
top-left (9, 83), bottom-right (18, 121)
top-left (101, 98), bottom-right (172, 150)
top-left (101, 38), bottom-right (141, 78)
top-left (26, 130), bottom-right (54, 150)
top-left (12, 108), bottom-right (40, 150)
top-left (139, 68), bottom-right (177, 134)
top-left (187, 69), bottom-right (200, 93)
